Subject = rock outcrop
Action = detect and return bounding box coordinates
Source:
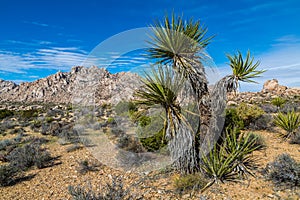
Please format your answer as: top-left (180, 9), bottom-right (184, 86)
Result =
top-left (262, 79), bottom-right (287, 93)
top-left (227, 79), bottom-right (300, 104)
top-left (0, 66), bottom-right (141, 105)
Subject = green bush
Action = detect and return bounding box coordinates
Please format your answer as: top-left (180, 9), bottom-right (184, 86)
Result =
top-left (236, 103), bottom-right (265, 127)
top-left (0, 109), bottom-right (14, 120)
top-left (174, 173), bottom-right (208, 193)
top-left (115, 101), bottom-right (137, 115)
top-left (17, 109), bottom-right (39, 120)
top-left (140, 129), bottom-right (167, 152)
top-left (224, 108), bottom-right (244, 130)
top-left (266, 154), bottom-right (300, 188)
top-left (107, 117), bottom-right (116, 125)
top-left (138, 115), bottom-right (151, 127)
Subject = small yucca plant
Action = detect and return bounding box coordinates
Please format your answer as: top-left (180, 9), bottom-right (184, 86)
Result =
top-left (274, 110), bottom-right (300, 139)
top-left (271, 97), bottom-right (286, 111)
top-left (200, 128), bottom-right (260, 192)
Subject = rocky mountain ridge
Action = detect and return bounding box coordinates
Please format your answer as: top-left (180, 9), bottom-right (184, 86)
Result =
top-left (0, 66), bottom-right (141, 105)
top-left (1, 67), bottom-right (300, 106)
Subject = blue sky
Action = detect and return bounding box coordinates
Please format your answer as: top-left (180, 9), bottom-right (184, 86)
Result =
top-left (0, 0), bottom-right (300, 91)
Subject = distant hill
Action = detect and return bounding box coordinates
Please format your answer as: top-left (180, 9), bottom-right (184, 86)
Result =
top-left (0, 66), bottom-right (141, 105)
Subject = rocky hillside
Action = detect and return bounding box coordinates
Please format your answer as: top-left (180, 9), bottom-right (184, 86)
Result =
top-left (1, 67), bottom-right (300, 106)
top-left (0, 66), bottom-right (141, 105)
top-left (228, 79), bottom-right (300, 104)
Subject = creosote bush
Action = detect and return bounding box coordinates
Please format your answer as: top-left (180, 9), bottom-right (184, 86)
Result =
top-left (236, 103), bottom-right (265, 128)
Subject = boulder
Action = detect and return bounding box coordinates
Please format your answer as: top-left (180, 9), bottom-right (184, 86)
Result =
top-left (262, 79), bottom-right (287, 93)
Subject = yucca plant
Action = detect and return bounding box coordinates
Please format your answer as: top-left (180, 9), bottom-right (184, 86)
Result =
top-left (274, 110), bottom-right (300, 139)
top-left (227, 51), bottom-right (266, 93)
top-left (223, 128), bottom-right (260, 178)
top-left (141, 13), bottom-right (265, 174)
top-left (271, 97), bottom-right (286, 111)
top-left (200, 128), bottom-right (260, 191)
top-left (147, 13), bottom-right (213, 159)
top-left (135, 65), bottom-right (198, 173)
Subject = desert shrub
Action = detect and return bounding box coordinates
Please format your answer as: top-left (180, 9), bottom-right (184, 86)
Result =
top-left (110, 128), bottom-right (125, 137)
top-left (271, 97), bottom-right (286, 110)
top-left (9, 127), bottom-right (25, 135)
top-left (0, 109), bottom-right (14, 120)
top-left (0, 139), bottom-right (14, 151)
top-left (45, 116), bottom-right (54, 123)
top-left (266, 154), bottom-right (300, 188)
top-left (236, 103), bottom-right (265, 127)
top-left (76, 160), bottom-right (98, 175)
top-left (139, 129), bottom-right (167, 152)
top-left (30, 120), bottom-right (42, 130)
top-left (7, 142), bottom-right (52, 170)
top-left (290, 132), bottom-right (300, 145)
top-left (115, 101), bottom-right (137, 115)
top-left (245, 132), bottom-right (266, 150)
top-left (281, 102), bottom-right (300, 113)
top-left (174, 173), bottom-right (208, 193)
top-left (248, 114), bottom-right (272, 130)
top-left (107, 117), bottom-right (116, 125)
top-left (117, 135), bottom-right (144, 153)
top-left (137, 115), bottom-right (151, 127)
top-left (273, 110), bottom-right (300, 139)
top-left (17, 109), bottom-right (39, 120)
top-left (260, 103), bottom-right (277, 113)
top-left (224, 108), bottom-right (244, 130)
top-left (0, 164), bottom-right (19, 186)
top-left (68, 176), bottom-right (138, 200)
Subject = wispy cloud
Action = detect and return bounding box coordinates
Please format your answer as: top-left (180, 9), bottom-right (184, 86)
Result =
top-left (23, 21), bottom-right (49, 27)
top-left (0, 47), bottom-right (149, 77)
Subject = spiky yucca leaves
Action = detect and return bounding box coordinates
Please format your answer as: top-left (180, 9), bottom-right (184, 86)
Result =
top-left (227, 51), bottom-right (266, 92)
top-left (271, 97), bottom-right (286, 111)
top-left (200, 128), bottom-right (260, 192)
top-left (147, 14), bottom-right (214, 166)
top-left (274, 110), bottom-right (300, 139)
top-left (135, 66), bottom-right (198, 173)
top-left (223, 128), bottom-right (260, 178)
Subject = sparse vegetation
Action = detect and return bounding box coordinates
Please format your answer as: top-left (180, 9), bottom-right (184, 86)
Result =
top-left (68, 176), bottom-right (139, 200)
top-left (266, 154), bottom-right (300, 188)
top-left (0, 164), bottom-right (19, 186)
top-left (236, 103), bottom-right (265, 128)
top-left (7, 142), bottom-right (52, 170)
top-left (174, 173), bottom-right (208, 193)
